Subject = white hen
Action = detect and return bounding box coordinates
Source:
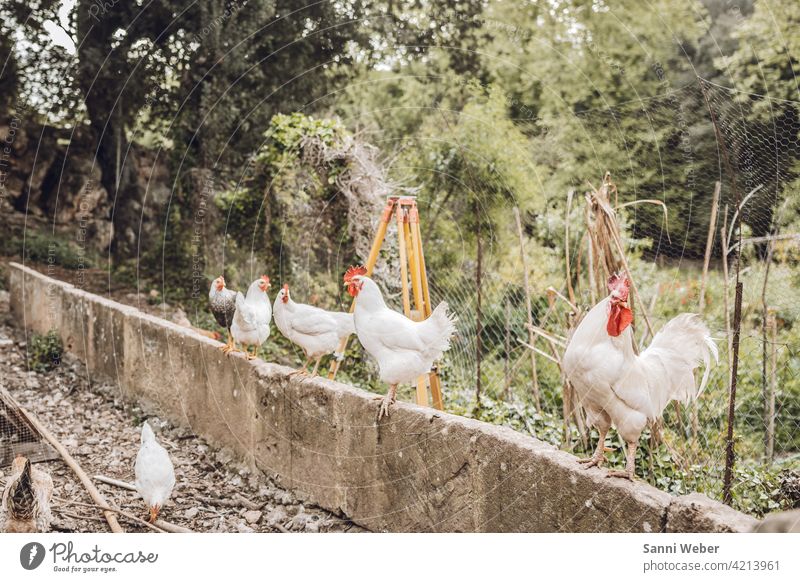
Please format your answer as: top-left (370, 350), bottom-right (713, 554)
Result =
top-left (562, 273), bottom-right (718, 479)
top-left (231, 275), bottom-right (272, 360)
top-left (134, 421), bottom-right (176, 523)
top-left (273, 283), bottom-right (355, 377)
top-left (344, 266), bottom-right (457, 419)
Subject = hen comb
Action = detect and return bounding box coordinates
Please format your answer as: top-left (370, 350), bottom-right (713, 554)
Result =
top-left (261, 275), bottom-right (270, 285)
top-left (343, 265), bottom-right (367, 282)
top-left (283, 283), bottom-right (289, 291)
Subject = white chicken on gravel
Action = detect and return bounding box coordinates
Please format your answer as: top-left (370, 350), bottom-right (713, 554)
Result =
top-left (344, 266), bottom-right (457, 420)
top-left (231, 275), bottom-right (272, 360)
top-left (562, 273), bottom-right (718, 480)
top-left (134, 421), bottom-right (176, 523)
top-left (273, 283), bottom-right (355, 377)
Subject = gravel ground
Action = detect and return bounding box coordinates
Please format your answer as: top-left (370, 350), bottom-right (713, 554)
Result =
top-left (0, 289), bottom-right (364, 534)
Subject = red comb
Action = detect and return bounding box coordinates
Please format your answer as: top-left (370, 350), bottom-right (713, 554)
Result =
top-left (607, 272), bottom-right (629, 289)
top-left (343, 265), bottom-right (367, 282)
top-left (261, 275), bottom-right (270, 284)
top-left (283, 283), bottom-right (289, 291)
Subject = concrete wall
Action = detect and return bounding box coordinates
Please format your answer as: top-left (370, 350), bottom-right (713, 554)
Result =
top-left (7, 262), bottom-right (758, 533)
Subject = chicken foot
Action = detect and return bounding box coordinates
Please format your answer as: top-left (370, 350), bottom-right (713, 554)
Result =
top-left (606, 441), bottom-right (637, 480)
top-left (244, 345), bottom-right (259, 361)
top-left (148, 505), bottom-right (161, 524)
top-left (578, 427), bottom-right (608, 469)
top-left (377, 384), bottom-right (397, 420)
top-left (289, 357), bottom-right (313, 377)
top-left (221, 330), bottom-right (237, 355)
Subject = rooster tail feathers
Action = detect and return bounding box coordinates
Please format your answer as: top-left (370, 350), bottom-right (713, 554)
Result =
top-left (643, 313), bottom-right (717, 405)
top-left (698, 332), bottom-right (720, 396)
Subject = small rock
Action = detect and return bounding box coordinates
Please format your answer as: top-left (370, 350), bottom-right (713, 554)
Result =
top-left (243, 510), bottom-right (262, 525)
top-left (265, 507), bottom-right (288, 528)
top-left (0, 337), bottom-right (13, 348)
top-left (184, 507), bottom-right (199, 519)
top-left (290, 512), bottom-right (309, 530)
top-left (235, 523), bottom-right (254, 533)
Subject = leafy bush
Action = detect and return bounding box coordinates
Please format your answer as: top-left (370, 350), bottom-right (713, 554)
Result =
top-left (2, 233), bottom-right (90, 270)
top-left (28, 330), bottom-right (63, 372)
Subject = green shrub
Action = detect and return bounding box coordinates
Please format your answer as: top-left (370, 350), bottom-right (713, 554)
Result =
top-left (28, 330), bottom-right (64, 372)
top-left (3, 233), bottom-right (91, 270)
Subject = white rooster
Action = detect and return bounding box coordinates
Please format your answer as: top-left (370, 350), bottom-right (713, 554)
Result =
top-left (134, 421), bottom-right (176, 523)
top-left (231, 275), bottom-right (272, 360)
top-left (344, 266), bottom-right (457, 419)
top-left (273, 283), bottom-right (355, 377)
top-left (562, 273), bottom-right (718, 479)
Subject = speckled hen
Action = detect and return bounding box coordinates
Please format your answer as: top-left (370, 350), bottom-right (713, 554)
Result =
top-left (209, 276), bottom-right (238, 354)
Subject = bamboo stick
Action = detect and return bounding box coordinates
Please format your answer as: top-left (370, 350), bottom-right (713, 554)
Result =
top-left (19, 406), bottom-right (124, 533)
top-left (396, 204), bottom-right (412, 317)
top-left (525, 323), bottom-right (567, 347)
top-left (723, 281), bottom-right (744, 505)
top-left (54, 497), bottom-right (165, 533)
top-left (405, 213), bottom-right (429, 407)
top-left (565, 189), bottom-right (576, 306)
top-left (766, 310), bottom-right (777, 464)
top-left (513, 206), bottom-right (541, 410)
top-left (411, 213), bottom-right (443, 410)
top-left (94, 475), bottom-right (137, 491)
top-left (698, 182), bottom-right (721, 313)
top-left (721, 208), bottom-right (734, 371)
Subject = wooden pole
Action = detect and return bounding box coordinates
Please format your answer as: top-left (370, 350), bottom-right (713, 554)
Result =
top-left (411, 210), bottom-right (444, 410)
top-left (766, 310), bottom-right (777, 464)
top-left (723, 281), bottom-right (744, 505)
top-left (564, 190), bottom-right (576, 306)
top-left (760, 229), bottom-right (778, 461)
top-left (401, 206), bottom-right (428, 407)
top-left (19, 406), bottom-right (124, 533)
top-left (720, 208), bottom-right (734, 371)
top-left (513, 207), bottom-right (542, 411)
top-left (475, 201), bottom-right (483, 409)
top-left (699, 181), bottom-right (721, 312)
top-left (396, 204), bottom-right (412, 317)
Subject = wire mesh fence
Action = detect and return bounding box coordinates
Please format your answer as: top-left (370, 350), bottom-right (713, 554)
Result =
top-left (412, 76), bottom-right (800, 515)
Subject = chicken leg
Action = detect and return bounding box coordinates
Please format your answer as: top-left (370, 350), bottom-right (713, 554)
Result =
top-left (289, 357), bottom-right (313, 377)
top-left (377, 384), bottom-right (397, 420)
top-left (221, 330), bottom-right (237, 355)
top-left (309, 357), bottom-right (322, 377)
top-left (578, 427), bottom-right (609, 469)
top-left (607, 441), bottom-right (637, 480)
top-left (245, 345), bottom-right (258, 361)
top-left (148, 505), bottom-right (160, 524)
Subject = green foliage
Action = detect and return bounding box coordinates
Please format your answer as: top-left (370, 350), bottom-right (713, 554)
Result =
top-left (28, 330), bottom-right (63, 372)
top-left (2, 233), bottom-right (91, 270)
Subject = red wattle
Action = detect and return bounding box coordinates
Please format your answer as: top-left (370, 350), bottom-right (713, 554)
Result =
top-left (607, 304), bottom-right (633, 337)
